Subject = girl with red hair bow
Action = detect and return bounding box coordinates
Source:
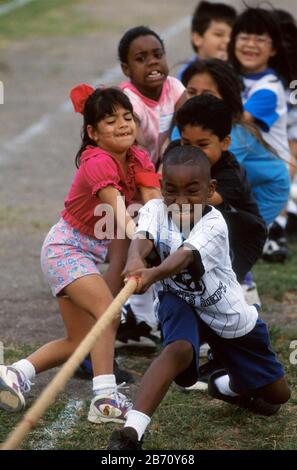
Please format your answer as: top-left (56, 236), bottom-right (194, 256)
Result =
top-left (0, 85), bottom-right (161, 424)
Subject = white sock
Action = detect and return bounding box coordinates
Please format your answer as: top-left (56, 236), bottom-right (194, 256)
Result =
top-left (287, 199), bottom-right (297, 215)
top-left (275, 215), bottom-right (287, 229)
top-left (125, 409), bottom-right (151, 440)
top-left (92, 374), bottom-right (116, 396)
top-left (12, 359), bottom-right (36, 383)
top-left (215, 374), bottom-right (239, 397)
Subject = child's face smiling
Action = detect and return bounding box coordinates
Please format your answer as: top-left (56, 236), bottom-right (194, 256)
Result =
top-left (122, 35), bottom-right (169, 100)
top-left (181, 125), bottom-right (230, 167)
top-left (88, 105), bottom-right (136, 158)
top-left (162, 164), bottom-right (216, 226)
top-left (192, 20), bottom-right (232, 61)
top-left (235, 32), bottom-right (276, 74)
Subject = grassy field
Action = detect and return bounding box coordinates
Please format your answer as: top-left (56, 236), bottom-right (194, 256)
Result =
top-left (0, 0), bottom-right (119, 42)
top-left (1, 241), bottom-right (297, 450)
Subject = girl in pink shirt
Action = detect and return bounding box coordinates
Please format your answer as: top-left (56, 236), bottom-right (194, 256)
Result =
top-left (117, 27), bottom-right (187, 343)
top-left (0, 85), bottom-right (160, 424)
top-left (119, 26), bottom-right (187, 168)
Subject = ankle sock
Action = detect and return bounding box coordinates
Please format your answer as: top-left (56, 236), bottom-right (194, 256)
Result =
top-left (215, 374), bottom-right (239, 397)
top-left (92, 374), bottom-right (116, 396)
top-left (124, 409), bottom-right (151, 440)
top-left (275, 215), bottom-right (287, 229)
top-left (12, 359), bottom-right (36, 383)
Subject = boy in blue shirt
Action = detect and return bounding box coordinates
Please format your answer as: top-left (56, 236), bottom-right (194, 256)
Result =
top-left (178, 1), bottom-right (237, 80)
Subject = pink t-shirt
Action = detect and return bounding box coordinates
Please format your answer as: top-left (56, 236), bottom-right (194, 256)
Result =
top-left (120, 76), bottom-right (185, 166)
top-left (61, 145), bottom-right (159, 238)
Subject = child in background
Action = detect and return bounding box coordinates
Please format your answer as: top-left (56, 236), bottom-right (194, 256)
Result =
top-left (174, 94), bottom-right (266, 284)
top-left (118, 26), bottom-right (186, 346)
top-left (177, 1), bottom-right (236, 80)
top-left (107, 146), bottom-right (290, 450)
top-left (176, 59), bottom-right (290, 230)
top-left (0, 85), bottom-right (161, 423)
top-left (228, 7), bottom-right (293, 262)
top-left (275, 9), bottom-right (297, 236)
top-left (119, 25), bottom-right (186, 168)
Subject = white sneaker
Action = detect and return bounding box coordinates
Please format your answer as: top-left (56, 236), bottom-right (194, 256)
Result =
top-left (184, 380), bottom-right (208, 391)
top-left (88, 389), bottom-right (133, 424)
top-left (0, 365), bottom-right (31, 412)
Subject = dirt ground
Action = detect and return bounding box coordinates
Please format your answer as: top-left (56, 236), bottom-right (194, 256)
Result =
top-left (0, 0), bottom-right (296, 399)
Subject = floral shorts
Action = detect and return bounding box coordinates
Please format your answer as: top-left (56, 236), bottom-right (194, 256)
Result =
top-left (41, 218), bottom-right (109, 296)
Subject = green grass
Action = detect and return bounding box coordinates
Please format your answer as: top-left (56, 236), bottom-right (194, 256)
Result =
top-left (0, 0), bottom-right (117, 42)
top-left (1, 246), bottom-right (297, 450)
top-left (253, 241), bottom-right (297, 300)
top-left (1, 328), bottom-right (297, 450)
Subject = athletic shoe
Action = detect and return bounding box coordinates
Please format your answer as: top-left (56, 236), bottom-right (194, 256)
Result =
top-left (88, 388), bottom-right (133, 424)
top-left (116, 306), bottom-right (160, 349)
top-left (75, 357), bottom-right (134, 384)
top-left (240, 272), bottom-right (261, 306)
top-left (262, 222), bottom-right (288, 263)
top-left (107, 427), bottom-right (142, 450)
top-left (208, 369), bottom-right (281, 416)
top-left (0, 365), bottom-right (31, 412)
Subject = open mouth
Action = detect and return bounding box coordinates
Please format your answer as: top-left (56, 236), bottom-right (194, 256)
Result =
top-left (146, 70), bottom-right (164, 81)
top-left (117, 132), bottom-right (132, 137)
top-left (241, 51), bottom-right (259, 58)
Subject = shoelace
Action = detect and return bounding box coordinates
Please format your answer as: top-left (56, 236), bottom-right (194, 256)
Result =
top-left (112, 382), bottom-right (133, 409)
top-left (15, 369), bottom-right (33, 394)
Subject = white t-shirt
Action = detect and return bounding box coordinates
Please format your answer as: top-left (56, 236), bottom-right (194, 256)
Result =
top-left (242, 69), bottom-right (290, 164)
top-left (136, 199), bottom-right (258, 339)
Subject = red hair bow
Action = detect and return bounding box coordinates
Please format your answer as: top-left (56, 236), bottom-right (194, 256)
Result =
top-left (70, 83), bottom-right (95, 114)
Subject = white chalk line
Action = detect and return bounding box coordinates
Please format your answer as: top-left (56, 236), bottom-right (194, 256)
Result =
top-left (33, 398), bottom-right (84, 450)
top-left (0, 15), bottom-right (190, 158)
top-left (0, 0), bottom-right (37, 17)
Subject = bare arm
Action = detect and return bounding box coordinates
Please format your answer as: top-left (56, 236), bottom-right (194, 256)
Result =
top-left (129, 246), bottom-right (195, 294)
top-left (243, 110), bottom-right (255, 123)
top-left (103, 238), bottom-right (130, 296)
top-left (123, 236), bottom-right (154, 277)
top-left (139, 186), bottom-right (162, 204)
top-left (98, 185), bottom-right (136, 239)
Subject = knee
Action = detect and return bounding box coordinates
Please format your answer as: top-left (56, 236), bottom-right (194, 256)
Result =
top-left (269, 386), bottom-right (291, 405)
top-left (258, 378), bottom-right (291, 404)
top-left (164, 340), bottom-right (193, 367)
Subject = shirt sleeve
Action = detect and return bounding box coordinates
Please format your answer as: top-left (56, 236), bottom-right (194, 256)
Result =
top-left (132, 147), bottom-right (161, 188)
top-left (167, 76), bottom-right (186, 104)
top-left (229, 125), bottom-right (253, 165)
top-left (135, 200), bottom-right (163, 241)
top-left (244, 89), bottom-right (278, 131)
top-left (214, 161), bottom-right (245, 207)
top-left (82, 155), bottom-right (122, 197)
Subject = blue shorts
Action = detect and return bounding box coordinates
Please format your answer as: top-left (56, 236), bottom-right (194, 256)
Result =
top-left (158, 292), bottom-right (284, 393)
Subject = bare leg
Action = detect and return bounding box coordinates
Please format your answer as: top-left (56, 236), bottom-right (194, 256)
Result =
top-left (133, 340), bottom-right (193, 416)
top-left (104, 238), bottom-right (130, 297)
top-left (26, 274), bottom-right (118, 377)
